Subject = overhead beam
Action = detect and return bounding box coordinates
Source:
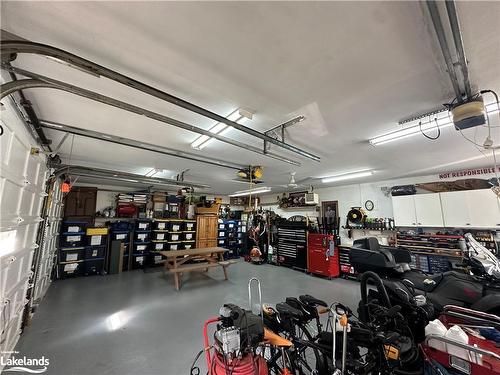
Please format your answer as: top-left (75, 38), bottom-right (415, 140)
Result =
top-left (1, 38), bottom-right (320, 162)
top-left (0, 65), bottom-right (301, 166)
top-left (445, 0), bottom-right (472, 100)
top-left (426, 1), bottom-right (464, 104)
top-left (54, 165), bottom-right (210, 189)
top-left (38, 119), bottom-right (245, 170)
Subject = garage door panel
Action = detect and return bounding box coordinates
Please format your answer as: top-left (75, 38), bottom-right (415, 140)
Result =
top-left (8, 135), bottom-right (30, 177)
top-left (19, 188), bottom-right (36, 218)
top-left (0, 120), bottom-right (13, 165)
top-left (1, 247), bottom-right (34, 298)
top-left (0, 179), bottom-right (23, 223)
top-left (0, 99), bottom-right (53, 359)
top-left (25, 157), bottom-right (41, 187)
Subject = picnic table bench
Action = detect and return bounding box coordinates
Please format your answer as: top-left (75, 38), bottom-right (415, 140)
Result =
top-left (159, 247), bottom-right (236, 290)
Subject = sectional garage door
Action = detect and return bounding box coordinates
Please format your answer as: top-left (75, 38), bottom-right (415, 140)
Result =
top-left (0, 97), bottom-right (54, 356)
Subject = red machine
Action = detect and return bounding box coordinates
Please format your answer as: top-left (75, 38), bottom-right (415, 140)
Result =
top-left (307, 233), bottom-right (340, 278)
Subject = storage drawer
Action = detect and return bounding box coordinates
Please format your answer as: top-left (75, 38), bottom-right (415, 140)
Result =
top-left (134, 231), bottom-right (151, 243)
top-left (153, 221), bottom-right (168, 230)
top-left (135, 220), bottom-right (152, 231)
top-left (183, 243), bottom-right (194, 250)
top-left (152, 241), bottom-right (168, 251)
top-left (149, 252), bottom-right (166, 266)
top-left (84, 259), bottom-right (104, 275)
top-left (60, 233), bottom-right (85, 247)
top-left (184, 221), bottom-right (196, 231)
top-left (60, 247), bottom-right (85, 262)
top-left (84, 246), bottom-right (106, 259)
top-left (169, 222), bottom-right (183, 232)
top-left (132, 254), bottom-right (147, 269)
top-left (166, 242), bottom-right (181, 251)
top-left (218, 239), bottom-right (226, 246)
top-left (111, 231), bottom-right (129, 242)
top-left (61, 221), bottom-right (87, 233)
top-left (58, 261), bottom-right (83, 278)
top-left (218, 223), bottom-right (226, 230)
top-left (152, 231), bottom-right (168, 241)
top-left (87, 234), bottom-right (106, 246)
top-left (109, 221), bottom-right (133, 231)
top-left (168, 232), bottom-right (182, 242)
top-left (183, 232), bottom-right (195, 241)
top-left (133, 242), bottom-right (150, 253)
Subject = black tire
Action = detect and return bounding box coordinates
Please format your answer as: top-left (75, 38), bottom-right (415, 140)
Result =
top-left (291, 323), bottom-right (326, 375)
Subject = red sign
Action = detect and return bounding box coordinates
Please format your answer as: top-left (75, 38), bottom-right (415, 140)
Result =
top-left (439, 166), bottom-right (500, 179)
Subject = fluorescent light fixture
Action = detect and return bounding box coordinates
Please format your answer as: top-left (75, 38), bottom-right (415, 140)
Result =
top-left (191, 108), bottom-right (252, 150)
top-left (229, 187), bottom-right (272, 197)
top-left (369, 102), bottom-right (499, 146)
top-left (321, 170), bottom-right (374, 184)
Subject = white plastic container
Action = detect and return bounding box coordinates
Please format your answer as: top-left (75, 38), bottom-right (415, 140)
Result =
top-left (425, 319), bottom-right (448, 351)
top-left (444, 325), bottom-right (470, 361)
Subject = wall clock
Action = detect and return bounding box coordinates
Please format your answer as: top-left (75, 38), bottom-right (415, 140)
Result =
top-left (364, 200), bottom-right (374, 211)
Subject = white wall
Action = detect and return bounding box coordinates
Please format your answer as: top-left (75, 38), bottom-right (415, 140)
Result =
top-left (257, 172), bottom-right (498, 244)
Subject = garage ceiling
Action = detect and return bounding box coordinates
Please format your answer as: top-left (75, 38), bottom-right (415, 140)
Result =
top-left (1, 1), bottom-right (499, 194)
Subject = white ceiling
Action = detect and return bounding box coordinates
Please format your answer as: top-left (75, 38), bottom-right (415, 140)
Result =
top-left (1, 1), bottom-right (499, 194)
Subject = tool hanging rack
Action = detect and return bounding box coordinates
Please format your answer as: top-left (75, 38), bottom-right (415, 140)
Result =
top-left (0, 36), bottom-right (321, 165)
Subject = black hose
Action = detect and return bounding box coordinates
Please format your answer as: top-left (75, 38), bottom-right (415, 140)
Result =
top-left (359, 271), bottom-right (392, 322)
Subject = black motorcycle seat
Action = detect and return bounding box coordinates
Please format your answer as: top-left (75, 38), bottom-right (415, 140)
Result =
top-left (276, 302), bottom-right (304, 321)
top-left (402, 272), bottom-right (443, 293)
top-left (299, 294), bottom-right (328, 307)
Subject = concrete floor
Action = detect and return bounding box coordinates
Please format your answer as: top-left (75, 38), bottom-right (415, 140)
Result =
top-left (15, 261), bottom-right (360, 375)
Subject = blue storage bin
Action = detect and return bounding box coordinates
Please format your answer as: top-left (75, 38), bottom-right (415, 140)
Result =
top-left (60, 232), bottom-right (86, 247)
top-left (59, 261), bottom-right (83, 278)
top-left (61, 221), bottom-right (87, 233)
top-left (60, 247), bottom-right (85, 262)
top-left (134, 231), bottom-right (151, 243)
top-left (84, 246), bottom-right (106, 259)
top-left (84, 259), bottom-right (104, 275)
top-left (135, 220), bottom-right (152, 231)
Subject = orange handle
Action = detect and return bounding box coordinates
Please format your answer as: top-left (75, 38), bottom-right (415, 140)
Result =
top-left (264, 328), bottom-right (293, 347)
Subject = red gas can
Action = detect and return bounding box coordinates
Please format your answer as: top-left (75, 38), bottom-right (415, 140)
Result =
top-left (307, 234), bottom-right (340, 278)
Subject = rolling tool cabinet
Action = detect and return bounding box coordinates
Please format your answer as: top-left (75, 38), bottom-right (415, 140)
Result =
top-left (276, 222), bottom-right (308, 271)
top-left (307, 234), bottom-right (339, 278)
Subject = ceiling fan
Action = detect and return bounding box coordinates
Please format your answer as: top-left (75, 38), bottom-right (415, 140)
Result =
top-left (276, 172), bottom-right (310, 190)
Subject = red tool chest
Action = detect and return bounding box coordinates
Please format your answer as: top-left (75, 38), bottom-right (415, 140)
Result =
top-left (307, 233), bottom-right (340, 278)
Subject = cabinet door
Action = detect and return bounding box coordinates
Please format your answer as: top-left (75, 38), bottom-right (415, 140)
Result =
top-left (196, 216), bottom-right (209, 239)
top-left (467, 189), bottom-right (500, 228)
top-left (207, 217), bottom-right (219, 240)
top-left (64, 187), bottom-right (97, 217)
top-left (207, 239), bottom-right (218, 248)
top-left (440, 191), bottom-right (471, 227)
top-left (392, 196), bottom-right (417, 226)
top-left (414, 194), bottom-right (444, 227)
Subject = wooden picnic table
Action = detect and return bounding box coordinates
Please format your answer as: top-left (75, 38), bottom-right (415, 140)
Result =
top-left (160, 247), bottom-right (235, 290)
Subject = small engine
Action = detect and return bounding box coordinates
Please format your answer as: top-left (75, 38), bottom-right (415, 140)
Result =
top-left (208, 304), bottom-right (268, 375)
top-left (214, 306), bottom-right (241, 359)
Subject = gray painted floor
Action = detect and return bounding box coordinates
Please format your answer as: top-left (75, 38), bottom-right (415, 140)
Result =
top-left (15, 261), bottom-right (360, 375)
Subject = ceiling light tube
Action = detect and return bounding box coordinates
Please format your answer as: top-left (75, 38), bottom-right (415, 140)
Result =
top-left (321, 170), bottom-right (374, 184)
top-left (191, 108), bottom-right (252, 150)
top-left (229, 187), bottom-right (272, 197)
top-left (370, 103), bottom-right (499, 146)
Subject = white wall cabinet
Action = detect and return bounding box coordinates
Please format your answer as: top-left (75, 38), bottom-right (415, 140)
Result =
top-left (441, 189), bottom-right (500, 228)
top-left (392, 193), bottom-right (444, 227)
top-left (414, 194), bottom-right (445, 227)
top-left (440, 191), bottom-right (471, 227)
top-left (392, 195), bottom-right (417, 226)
